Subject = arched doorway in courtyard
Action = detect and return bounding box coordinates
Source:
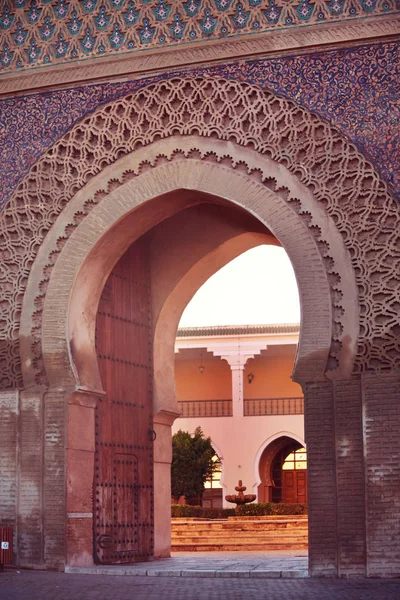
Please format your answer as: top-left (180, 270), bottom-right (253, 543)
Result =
top-left (258, 436), bottom-right (307, 505)
top-left (5, 76), bottom-right (396, 577)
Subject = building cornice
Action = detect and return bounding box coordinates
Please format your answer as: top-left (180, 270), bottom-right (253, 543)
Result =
top-left (176, 324), bottom-right (300, 338)
top-left (0, 16), bottom-right (398, 97)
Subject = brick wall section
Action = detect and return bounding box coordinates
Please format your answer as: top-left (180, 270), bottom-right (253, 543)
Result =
top-left (334, 377), bottom-right (366, 577)
top-left (18, 391), bottom-right (43, 566)
top-left (304, 381), bottom-right (337, 577)
top-left (363, 371), bottom-right (400, 578)
top-left (44, 389), bottom-right (66, 569)
top-left (0, 392), bottom-right (18, 532)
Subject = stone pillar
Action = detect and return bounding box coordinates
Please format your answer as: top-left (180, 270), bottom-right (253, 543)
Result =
top-left (305, 377), bottom-right (368, 578)
top-left (304, 380), bottom-right (338, 577)
top-left (44, 387), bottom-right (68, 570)
top-left (363, 371), bottom-right (400, 578)
top-left (66, 390), bottom-right (97, 568)
top-left (18, 390), bottom-right (45, 568)
top-left (153, 410), bottom-right (180, 558)
top-left (333, 377), bottom-right (366, 578)
top-left (0, 391), bottom-right (18, 562)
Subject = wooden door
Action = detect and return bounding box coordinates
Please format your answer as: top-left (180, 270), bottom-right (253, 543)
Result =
top-left (94, 238), bottom-right (154, 564)
top-left (282, 470), bottom-right (307, 504)
top-left (295, 471), bottom-right (307, 504)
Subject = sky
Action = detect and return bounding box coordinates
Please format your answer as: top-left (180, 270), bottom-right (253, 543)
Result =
top-left (179, 245), bottom-right (300, 327)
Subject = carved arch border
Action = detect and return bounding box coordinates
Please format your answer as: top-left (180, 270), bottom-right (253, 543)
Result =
top-left (2, 75), bottom-right (398, 390)
top-left (19, 137), bottom-right (359, 393)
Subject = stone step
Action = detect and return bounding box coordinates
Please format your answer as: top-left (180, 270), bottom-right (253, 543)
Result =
top-left (171, 517), bottom-right (308, 552)
top-left (172, 519), bottom-right (308, 526)
top-left (172, 528), bottom-right (308, 535)
top-left (172, 529), bottom-right (308, 540)
top-left (172, 529), bottom-right (308, 536)
top-left (172, 542), bottom-right (309, 551)
top-left (228, 515), bottom-right (308, 520)
top-left (171, 524), bottom-right (308, 532)
top-left (172, 537), bottom-right (308, 546)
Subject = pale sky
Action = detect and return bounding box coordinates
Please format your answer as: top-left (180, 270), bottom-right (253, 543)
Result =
top-left (179, 245), bottom-right (300, 327)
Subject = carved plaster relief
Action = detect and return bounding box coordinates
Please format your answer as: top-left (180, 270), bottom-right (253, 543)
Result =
top-left (0, 77), bottom-right (399, 390)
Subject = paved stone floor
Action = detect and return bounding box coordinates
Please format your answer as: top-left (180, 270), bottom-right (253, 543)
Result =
top-left (65, 550), bottom-right (309, 578)
top-left (2, 568), bottom-right (400, 600)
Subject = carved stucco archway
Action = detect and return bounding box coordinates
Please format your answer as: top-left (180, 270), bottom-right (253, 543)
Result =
top-left (34, 139), bottom-right (354, 394)
top-left (2, 76), bottom-right (399, 395)
top-left (17, 132), bottom-right (360, 391)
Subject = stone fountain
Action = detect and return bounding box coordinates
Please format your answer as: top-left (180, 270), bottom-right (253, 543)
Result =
top-left (225, 480), bottom-right (256, 510)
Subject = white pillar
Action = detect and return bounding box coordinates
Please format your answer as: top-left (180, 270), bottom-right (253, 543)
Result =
top-left (230, 365), bottom-right (244, 417)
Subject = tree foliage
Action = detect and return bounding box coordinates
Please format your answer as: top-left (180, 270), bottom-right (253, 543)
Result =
top-left (171, 427), bottom-right (216, 500)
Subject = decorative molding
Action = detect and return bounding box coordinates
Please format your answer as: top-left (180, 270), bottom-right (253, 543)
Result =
top-left (177, 324), bottom-right (301, 337)
top-left (0, 0), bottom-right (398, 94)
top-left (0, 17), bottom-right (398, 96)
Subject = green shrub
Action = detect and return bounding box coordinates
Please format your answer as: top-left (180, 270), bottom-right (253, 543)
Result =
top-left (171, 504), bottom-right (202, 518)
top-left (235, 502), bottom-right (308, 516)
top-left (235, 502), bottom-right (273, 516)
top-left (171, 503), bottom-right (307, 518)
top-left (270, 502), bottom-right (307, 515)
top-left (202, 508), bottom-right (236, 519)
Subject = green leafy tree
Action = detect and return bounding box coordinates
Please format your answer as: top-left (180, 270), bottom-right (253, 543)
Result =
top-left (171, 427), bottom-right (216, 501)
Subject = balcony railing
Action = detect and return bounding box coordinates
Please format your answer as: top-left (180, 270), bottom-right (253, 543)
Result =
top-left (177, 399), bottom-right (233, 418)
top-left (244, 397), bottom-right (304, 416)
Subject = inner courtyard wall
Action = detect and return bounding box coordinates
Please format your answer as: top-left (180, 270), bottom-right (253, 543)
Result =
top-left (176, 357), bottom-right (232, 402)
top-left (244, 352), bottom-right (302, 399)
top-left (175, 350), bottom-right (302, 401)
top-left (174, 339), bottom-right (304, 505)
top-left (172, 414), bottom-right (305, 506)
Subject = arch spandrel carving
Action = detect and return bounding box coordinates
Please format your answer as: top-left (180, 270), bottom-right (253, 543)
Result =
top-left (0, 76), bottom-right (399, 390)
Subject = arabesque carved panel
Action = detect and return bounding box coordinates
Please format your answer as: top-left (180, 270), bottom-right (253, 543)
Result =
top-left (0, 77), bottom-right (399, 390)
top-left (0, 42), bottom-right (398, 212)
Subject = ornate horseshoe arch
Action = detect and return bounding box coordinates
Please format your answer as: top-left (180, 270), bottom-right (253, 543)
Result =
top-left (18, 134), bottom-right (359, 395)
top-left (1, 76), bottom-right (398, 397)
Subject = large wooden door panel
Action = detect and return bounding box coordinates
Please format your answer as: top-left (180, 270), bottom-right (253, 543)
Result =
top-left (282, 470), bottom-right (307, 504)
top-left (94, 238), bottom-right (154, 564)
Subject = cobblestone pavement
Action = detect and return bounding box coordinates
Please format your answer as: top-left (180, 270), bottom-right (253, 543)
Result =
top-left (2, 570), bottom-right (400, 600)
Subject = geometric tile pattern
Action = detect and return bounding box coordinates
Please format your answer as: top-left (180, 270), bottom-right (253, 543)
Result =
top-left (0, 0), bottom-right (399, 75)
